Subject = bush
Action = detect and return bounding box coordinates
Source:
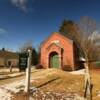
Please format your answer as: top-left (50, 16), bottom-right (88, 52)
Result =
top-left (96, 62), bottom-right (100, 67)
top-left (36, 64), bottom-right (43, 69)
top-left (62, 65), bottom-right (72, 71)
top-left (89, 62), bottom-right (100, 69)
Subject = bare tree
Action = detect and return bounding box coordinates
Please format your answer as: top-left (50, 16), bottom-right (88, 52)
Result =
top-left (78, 17), bottom-right (99, 64)
top-left (19, 41), bottom-right (33, 53)
top-left (19, 41), bottom-right (39, 66)
top-left (78, 16), bottom-right (100, 100)
top-left (59, 16), bottom-right (100, 99)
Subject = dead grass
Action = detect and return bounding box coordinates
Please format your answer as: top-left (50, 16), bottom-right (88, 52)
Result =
top-left (90, 69), bottom-right (100, 100)
top-left (30, 69), bottom-right (84, 97)
top-left (12, 69), bottom-right (84, 100)
top-left (12, 68), bottom-right (100, 100)
top-left (11, 91), bottom-right (31, 100)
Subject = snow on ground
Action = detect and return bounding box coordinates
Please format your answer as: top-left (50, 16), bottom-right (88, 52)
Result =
top-left (0, 73), bottom-right (57, 100)
top-left (0, 68), bottom-right (19, 73)
top-left (69, 69), bottom-right (85, 75)
top-left (0, 68), bottom-right (85, 100)
top-left (0, 79), bottom-right (25, 100)
top-left (0, 76), bottom-right (36, 100)
top-left (0, 87), bottom-right (11, 100)
top-left (2, 80), bottom-right (25, 93)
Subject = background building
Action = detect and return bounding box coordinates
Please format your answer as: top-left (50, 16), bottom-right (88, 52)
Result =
top-left (0, 50), bottom-right (19, 67)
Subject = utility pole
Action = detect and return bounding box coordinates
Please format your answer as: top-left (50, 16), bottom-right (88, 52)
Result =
top-left (24, 49), bottom-right (32, 93)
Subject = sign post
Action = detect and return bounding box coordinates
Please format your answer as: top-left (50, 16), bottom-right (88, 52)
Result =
top-left (25, 49), bottom-right (32, 93)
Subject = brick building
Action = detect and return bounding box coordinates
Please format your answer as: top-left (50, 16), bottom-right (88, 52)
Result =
top-left (40, 32), bottom-right (81, 71)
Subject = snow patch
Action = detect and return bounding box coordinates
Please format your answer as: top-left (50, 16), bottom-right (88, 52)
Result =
top-left (0, 87), bottom-right (12, 100)
top-left (69, 69), bottom-right (85, 75)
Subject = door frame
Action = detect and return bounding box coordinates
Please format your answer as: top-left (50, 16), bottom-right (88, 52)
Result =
top-left (49, 52), bottom-right (59, 68)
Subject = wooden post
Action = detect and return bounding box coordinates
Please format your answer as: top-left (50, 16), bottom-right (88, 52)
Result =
top-left (84, 60), bottom-right (92, 100)
top-left (24, 49), bottom-right (32, 93)
top-left (84, 63), bottom-right (91, 96)
top-left (80, 57), bottom-right (92, 99)
top-left (10, 62), bottom-right (13, 72)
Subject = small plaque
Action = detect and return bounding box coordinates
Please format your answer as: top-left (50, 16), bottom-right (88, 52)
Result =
top-left (51, 40), bottom-right (60, 44)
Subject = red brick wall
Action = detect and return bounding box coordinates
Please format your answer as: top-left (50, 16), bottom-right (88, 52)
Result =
top-left (40, 32), bottom-right (75, 70)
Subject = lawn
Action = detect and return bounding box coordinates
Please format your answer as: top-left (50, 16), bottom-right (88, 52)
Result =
top-left (10, 68), bottom-right (100, 100)
top-left (12, 69), bottom-right (85, 100)
top-left (90, 69), bottom-right (100, 100)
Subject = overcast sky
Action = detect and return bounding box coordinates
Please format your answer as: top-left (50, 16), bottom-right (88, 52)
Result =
top-left (0, 0), bottom-right (100, 51)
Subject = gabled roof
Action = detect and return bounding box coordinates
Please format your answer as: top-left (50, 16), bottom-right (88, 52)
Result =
top-left (0, 50), bottom-right (19, 59)
top-left (41, 32), bottom-right (73, 48)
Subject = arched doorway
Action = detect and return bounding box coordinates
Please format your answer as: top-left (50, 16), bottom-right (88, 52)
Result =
top-left (49, 52), bottom-right (59, 68)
